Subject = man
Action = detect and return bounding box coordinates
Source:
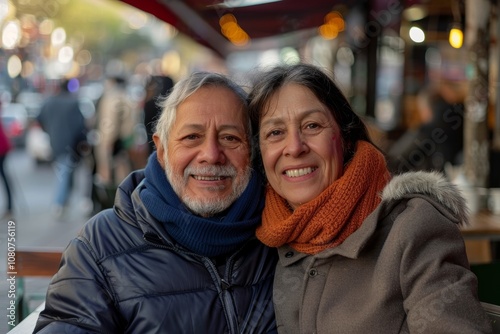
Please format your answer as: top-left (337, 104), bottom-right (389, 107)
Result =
top-left (91, 75), bottom-right (136, 212)
top-left (94, 76), bottom-right (136, 185)
top-left (37, 79), bottom-right (87, 219)
top-left (34, 72), bottom-right (278, 333)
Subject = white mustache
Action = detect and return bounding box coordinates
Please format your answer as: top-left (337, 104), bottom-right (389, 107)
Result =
top-left (184, 165), bottom-right (237, 179)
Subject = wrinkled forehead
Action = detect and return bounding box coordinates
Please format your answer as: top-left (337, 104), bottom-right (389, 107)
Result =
top-left (174, 86), bottom-right (250, 132)
top-left (257, 85), bottom-right (290, 122)
top-left (259, 83), bottom-right (329, 119)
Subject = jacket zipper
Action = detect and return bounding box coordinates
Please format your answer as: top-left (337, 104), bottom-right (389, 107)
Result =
top-left (143, 232), bottom-right (240, 333)
top-left (202, 258), bottom-right (239, 334)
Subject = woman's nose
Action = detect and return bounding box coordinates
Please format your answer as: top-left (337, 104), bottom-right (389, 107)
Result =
top-left (283, 131), bottom-right (308, 157)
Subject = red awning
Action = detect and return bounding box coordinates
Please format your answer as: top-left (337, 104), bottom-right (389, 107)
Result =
top-left (119, 0), bottom-right (370, 57)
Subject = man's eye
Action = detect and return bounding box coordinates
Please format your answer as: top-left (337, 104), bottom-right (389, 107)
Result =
top-left (221, 135), bottom-right (244, 148)
top-left (184, 134), bottom-right (200, 140)
top-left (221, 136), bottom-right (243, 146)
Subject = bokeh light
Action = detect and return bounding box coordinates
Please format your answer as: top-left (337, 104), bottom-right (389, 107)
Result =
top-left (51, 27), bottom-right (66, 46)
top-left (2, 20), bottom-right (21, 49)
top-left (7, 55), bottom-right (22, 78)
top-left (409, 26), bottom-right (425, 43)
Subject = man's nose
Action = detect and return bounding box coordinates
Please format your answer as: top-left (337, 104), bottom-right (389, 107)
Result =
top-left (198, 137), bottom-right (226, 164)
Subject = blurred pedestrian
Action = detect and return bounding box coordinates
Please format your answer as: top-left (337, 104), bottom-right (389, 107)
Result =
top-left (91, 76), bottom-right (136, 211)
top-left (143, 75), bottom-right (174, 154)
top-left (0, 101), bottom-right (13, 219)
top-left (37, 79), bottom-right (88, 219)
top-left (387, 76), bottom-right (466, 173)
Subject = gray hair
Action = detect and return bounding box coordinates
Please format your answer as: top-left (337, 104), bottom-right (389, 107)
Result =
top-left (154, 71), bottom-right (252, 151)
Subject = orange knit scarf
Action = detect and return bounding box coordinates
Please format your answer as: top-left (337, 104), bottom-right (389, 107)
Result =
top-left (256, 141), bottom-right (391, 255)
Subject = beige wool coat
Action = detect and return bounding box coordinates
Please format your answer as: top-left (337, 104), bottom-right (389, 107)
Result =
top-left (272, 171), bottom-right (493, 334)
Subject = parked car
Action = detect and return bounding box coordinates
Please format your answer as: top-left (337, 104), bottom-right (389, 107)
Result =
top-left (1, 102), bottom-right (29, 147)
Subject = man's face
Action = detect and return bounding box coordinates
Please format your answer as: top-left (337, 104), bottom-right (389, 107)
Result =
top-left (154, 86), bottom-right (252, 216)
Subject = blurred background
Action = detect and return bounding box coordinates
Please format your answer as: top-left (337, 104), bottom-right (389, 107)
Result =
top-left (0, 0), bottom-right (497, 183)
top-left (1, 0), bottom-right (500, 330)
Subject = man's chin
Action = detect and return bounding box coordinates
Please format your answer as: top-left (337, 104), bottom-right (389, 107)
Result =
top-left (183, 196), bottom-right (234, 217)
top-left (185, 182), bottom-right (233, 195)
top-left (184, 191), bottom-right (232, 206)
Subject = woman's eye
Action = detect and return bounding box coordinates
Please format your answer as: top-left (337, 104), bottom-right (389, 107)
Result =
top-left (268, 129), bottom-right (282, 137)
top-left (224, 136), bottom-right (238, 141)
top-left (305, 123), bottom-right (320, 130)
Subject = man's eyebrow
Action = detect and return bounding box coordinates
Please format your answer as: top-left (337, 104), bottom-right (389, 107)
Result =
top-left (178, 124), bottom-right (246, 132)
top-left (177, 124), bottom-right (204, 132)
top-left (218, 124), bottom-right (246, 133)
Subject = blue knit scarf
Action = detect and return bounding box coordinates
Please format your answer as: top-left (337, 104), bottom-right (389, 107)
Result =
top-left (139, 152), bottom-right (265, 257)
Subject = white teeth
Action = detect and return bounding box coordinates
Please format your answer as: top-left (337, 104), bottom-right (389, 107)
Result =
top-left (285, 167), bottom-right (315, 178)
top-left (194, 176), bottom-right (224, 181)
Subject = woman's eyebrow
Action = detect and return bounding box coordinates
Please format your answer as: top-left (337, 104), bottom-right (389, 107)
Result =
top-left (260, 109), bottom-right (327, 128)
top-left (260, 117), bottom-right (283, 129)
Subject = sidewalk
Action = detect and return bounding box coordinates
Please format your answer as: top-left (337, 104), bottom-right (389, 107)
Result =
top-left (0, 149), bottom-right (92, 332)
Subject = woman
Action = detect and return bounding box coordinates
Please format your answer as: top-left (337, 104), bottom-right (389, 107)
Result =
top-left (248, 63), bottom-right (492, 333)
top-left (0, 102), bottom-right (13, 219)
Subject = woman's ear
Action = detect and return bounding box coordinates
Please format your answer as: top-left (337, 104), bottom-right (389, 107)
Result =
top-left (152, 134), bottom-right (165, 168)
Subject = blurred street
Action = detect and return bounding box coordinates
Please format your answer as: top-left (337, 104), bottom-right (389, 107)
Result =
top-left (0, 0), bottom-right (496, 332)
top-left (0, 147), bottom-right (91, 247)
top-left (0, 147), bottom-right (92, 332)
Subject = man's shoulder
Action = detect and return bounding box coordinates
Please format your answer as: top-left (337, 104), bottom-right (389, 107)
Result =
top-left (77, 209), bottom-right (147, 259)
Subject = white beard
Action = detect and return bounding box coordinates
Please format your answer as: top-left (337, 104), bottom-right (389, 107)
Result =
top-left (164, 151), bottom-right (251, 217)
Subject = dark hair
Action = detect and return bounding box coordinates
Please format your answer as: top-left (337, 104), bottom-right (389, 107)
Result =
top-left (59, 79), bottom-right (70, 92)
top-left (109, 76), bottom-right (127, 88)
top-left (248, 63), bottom-right (373, 165)
top-left (146, 75), bottom-right (174, 96)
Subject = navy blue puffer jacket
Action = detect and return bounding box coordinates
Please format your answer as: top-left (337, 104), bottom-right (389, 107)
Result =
top-left (34, 171), bottom-right (278, 333)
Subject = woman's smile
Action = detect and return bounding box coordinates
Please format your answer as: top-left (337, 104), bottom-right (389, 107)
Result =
top-left (283, 167), bottom-right (318, 178)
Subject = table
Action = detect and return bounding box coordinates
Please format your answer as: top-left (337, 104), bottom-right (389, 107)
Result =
top-left (461, 211), bottom-right (500, 264)
top-left (461, 211), bottom-right (500, 240)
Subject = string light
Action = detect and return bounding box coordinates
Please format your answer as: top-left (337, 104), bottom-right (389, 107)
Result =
top-left (219, 13), bottom-right (249, 46)
top-left (449, 0), bottom-right (463, 49)
top-left (449, 23), bottom-right (463, 48)
top-left (319, 11), bottom-right (344, 40)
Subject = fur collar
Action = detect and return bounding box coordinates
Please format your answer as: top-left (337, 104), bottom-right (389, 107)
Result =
top-left (381, 171), bottom-right (469, 225)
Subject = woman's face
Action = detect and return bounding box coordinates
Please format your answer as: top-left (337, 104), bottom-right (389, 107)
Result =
top-left (259, 83), bottom-right (344, 209)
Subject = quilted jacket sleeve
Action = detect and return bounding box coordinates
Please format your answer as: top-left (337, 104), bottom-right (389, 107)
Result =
top-left (33, 236), bottom-right (122, 333)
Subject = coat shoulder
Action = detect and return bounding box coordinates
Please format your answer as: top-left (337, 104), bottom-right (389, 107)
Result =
top-left (381, 171), bottom-right (469, 225)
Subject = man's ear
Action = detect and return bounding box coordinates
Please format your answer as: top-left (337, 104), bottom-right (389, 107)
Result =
top-left (152, 134), bottom-right (165, 168)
